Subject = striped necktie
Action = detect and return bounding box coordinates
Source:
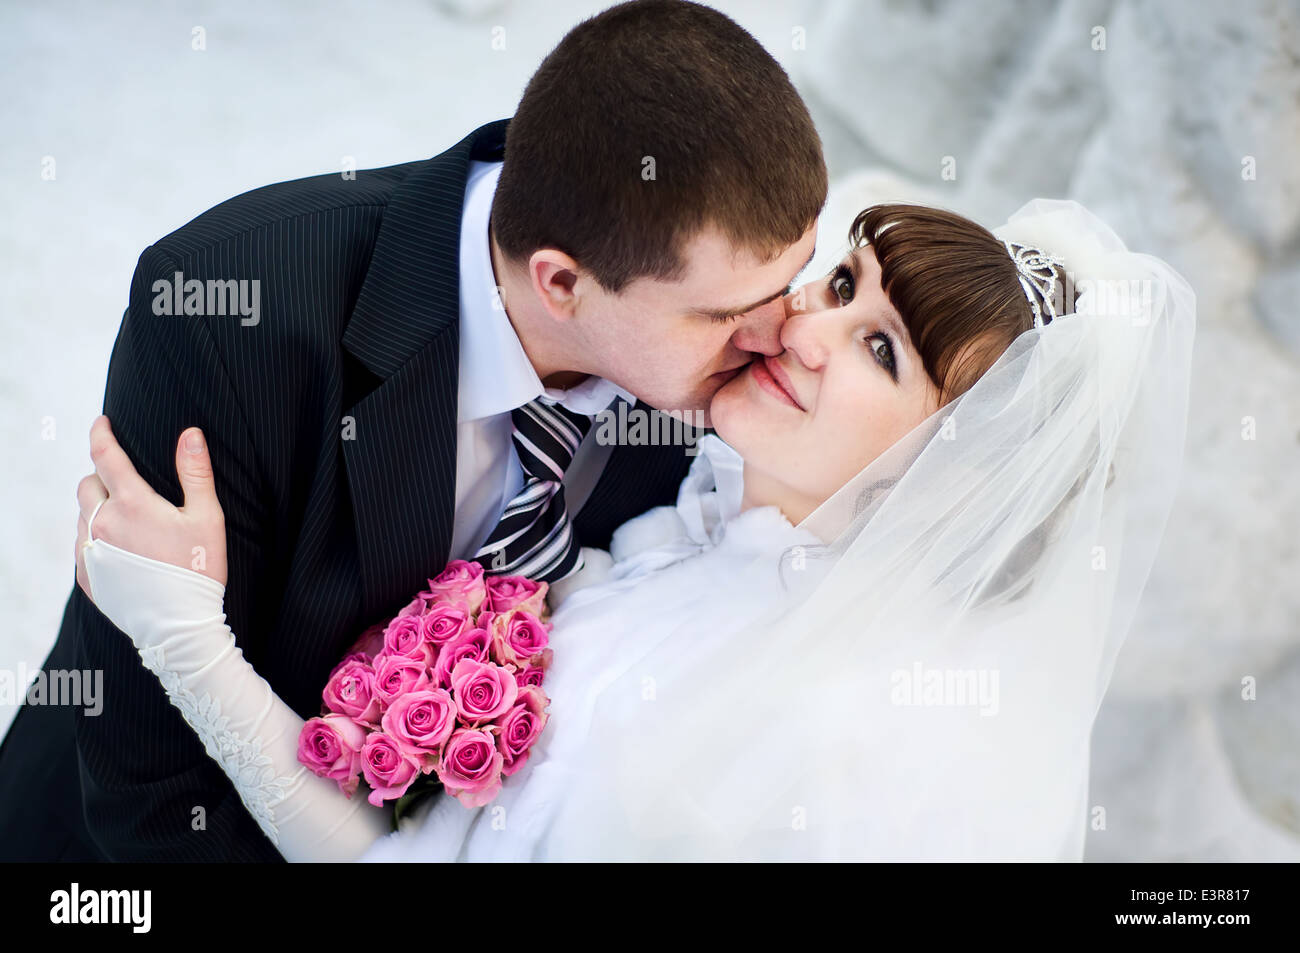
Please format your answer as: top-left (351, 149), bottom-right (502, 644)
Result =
top-left (475, 396), bottom-right (594, 583)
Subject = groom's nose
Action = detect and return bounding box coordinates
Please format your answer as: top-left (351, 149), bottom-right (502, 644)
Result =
top-left (729, 297), bottom-right (787, 357)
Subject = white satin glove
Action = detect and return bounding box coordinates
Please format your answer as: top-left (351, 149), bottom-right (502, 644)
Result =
top-left (83, 531), bottom-right (393, 862)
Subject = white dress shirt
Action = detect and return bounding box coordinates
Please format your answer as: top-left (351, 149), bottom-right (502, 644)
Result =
top-left (450, 160), bottom-right (634, 561)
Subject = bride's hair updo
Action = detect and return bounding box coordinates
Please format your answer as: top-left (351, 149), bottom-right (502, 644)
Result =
top-left (850, 204), bottom-right (1077, 403)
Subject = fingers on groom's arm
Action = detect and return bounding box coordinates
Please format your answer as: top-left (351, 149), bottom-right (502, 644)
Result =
top-left (73, 468), bottom-right (108, 599)
top-left (173, 426), bottom-right (222, 520)
top-left (73, 416), bottom-right (118, 598)
top-left (73, 417), bottom-right (230, 598)
top-left (75, 415), bottom-right (153, 600)
top-left (80, 414), bottom-right (153, 548)
top-left (89, 414), bottom-right (152, 499)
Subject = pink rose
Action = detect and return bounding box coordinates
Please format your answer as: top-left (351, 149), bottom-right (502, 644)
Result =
top-left (495, 685), bottom-right (550, 777)
top-left (380, 688), bottom-right (457, 771)
top-left (382, 614), bottom-right (435, 667)
top-left (485, 575), bottom-right (548, 617)
top-left (396, 595), bottom-right (426, 619)
top-left (514, 664), bottom-right (546, 689)
top-left (360, 732), bottom-right (421, 806)
top-left (298, 714), bottom-right (368, 797)
top-left (322, 658), bottom-right (382, 727)
top-left (484, 609), bottom-right (552, 670)
top-left (373, 654), bottom-right (431, 708)
top-left (328, 650), bottom-right (372, 682)
top-left (348, 622), bottom-right (387, 659)
top-left (433, 627), bottom-right (491, 688)
top-left (437, 727), bottom-right (504, 808)
top-left (449, 658), bottom-right (518, 725)
top-left (419, 603), bottom-right (473, 648)
top-left (419, 560), bottom-right (487, 616)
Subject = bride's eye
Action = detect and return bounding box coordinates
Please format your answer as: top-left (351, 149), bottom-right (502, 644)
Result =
top-left (829, 264), bottom-right (855, 304)
top-left (867, 332), bottom-right (898, 381)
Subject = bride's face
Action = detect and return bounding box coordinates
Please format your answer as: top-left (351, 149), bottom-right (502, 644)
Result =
top-left (710, 245), bottom-right (943, 520)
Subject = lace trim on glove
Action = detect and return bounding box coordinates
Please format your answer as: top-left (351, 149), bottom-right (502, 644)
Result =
top-left (137, 643), bottom-right (294, 847)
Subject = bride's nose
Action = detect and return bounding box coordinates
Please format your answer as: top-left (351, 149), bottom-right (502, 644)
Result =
top-left (778, 293), bottom-right (830, 372)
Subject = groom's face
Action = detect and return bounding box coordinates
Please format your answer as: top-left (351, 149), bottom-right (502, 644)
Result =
top-left (575, 223), bottom-right (819, 426)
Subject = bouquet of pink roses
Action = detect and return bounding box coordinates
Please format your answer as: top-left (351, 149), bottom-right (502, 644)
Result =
top-left (296, 560), bottom-right (552, 817)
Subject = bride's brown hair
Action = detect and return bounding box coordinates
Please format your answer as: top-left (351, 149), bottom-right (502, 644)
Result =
top-left (850, 204), bottom-right (1076, 402)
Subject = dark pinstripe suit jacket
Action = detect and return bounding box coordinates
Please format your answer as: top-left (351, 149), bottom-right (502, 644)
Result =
top-left (42, 120), bottom-right (692, 861)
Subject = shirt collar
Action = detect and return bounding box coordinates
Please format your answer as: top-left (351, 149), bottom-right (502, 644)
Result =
top-left (457, 160), bottom-right (634, 422)
top-left (674, 434), bottom-right (746, 545)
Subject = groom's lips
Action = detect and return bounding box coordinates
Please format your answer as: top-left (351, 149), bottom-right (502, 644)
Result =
top-left (710, 363), bottom-right (747, 382)
top-left (753, 356), bottom-right (804, 410)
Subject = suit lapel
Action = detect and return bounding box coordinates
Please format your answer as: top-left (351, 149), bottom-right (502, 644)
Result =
top-left (342, 120), bottom-right (508, 621)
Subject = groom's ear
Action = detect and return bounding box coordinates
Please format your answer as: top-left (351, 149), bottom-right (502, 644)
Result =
top-left (527, 248), bottom-right (585, 323)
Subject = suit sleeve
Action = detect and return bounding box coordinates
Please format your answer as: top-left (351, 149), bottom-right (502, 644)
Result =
top-left (72, 242), bottom-right (287, 861)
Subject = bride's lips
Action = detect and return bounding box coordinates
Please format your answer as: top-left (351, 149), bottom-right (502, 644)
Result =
top-left (751, 356), bottom-right (804, 410)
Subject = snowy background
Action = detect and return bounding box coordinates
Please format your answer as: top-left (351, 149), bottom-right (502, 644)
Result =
top-left (2, 0), bottom-right (1296, 860)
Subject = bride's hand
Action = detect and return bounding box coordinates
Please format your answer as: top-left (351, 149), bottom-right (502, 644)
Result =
top-left (75, 415), bottom-right (228, 600)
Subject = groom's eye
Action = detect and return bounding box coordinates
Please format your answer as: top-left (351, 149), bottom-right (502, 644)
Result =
top-left (829, 264), bottom-right (855, 304)
top-left (709, 312), bottom-right (741, 325)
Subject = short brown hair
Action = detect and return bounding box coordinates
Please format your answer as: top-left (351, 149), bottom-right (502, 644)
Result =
top-left (492, 0), bottom-right (827, 293)
top-left (849, 204), bottom-right (1076, 402)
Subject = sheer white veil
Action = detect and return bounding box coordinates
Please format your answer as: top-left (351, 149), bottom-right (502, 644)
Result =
top-left (541, 199), bottom-right (1197, 860)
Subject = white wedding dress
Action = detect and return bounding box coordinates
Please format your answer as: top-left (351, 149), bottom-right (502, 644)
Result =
top-left (84, 435), bottom-right (822, 862)
top-left (83, 199), bottom-right (1197, 862)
